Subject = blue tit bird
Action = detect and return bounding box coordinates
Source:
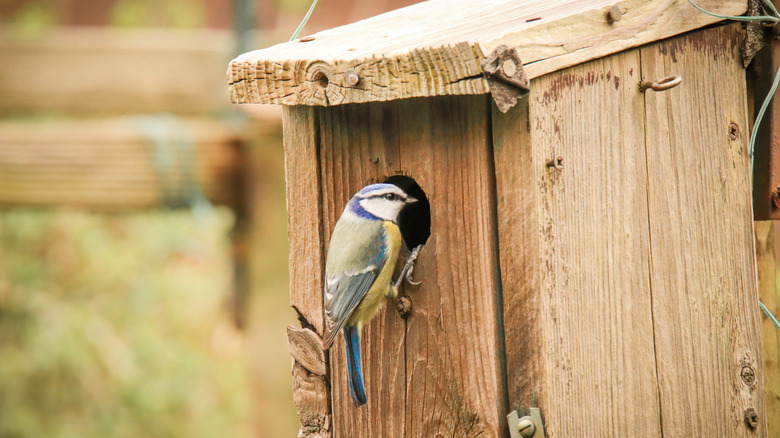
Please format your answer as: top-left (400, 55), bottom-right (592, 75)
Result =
top-left (322, 183), bottom-right (417, 407)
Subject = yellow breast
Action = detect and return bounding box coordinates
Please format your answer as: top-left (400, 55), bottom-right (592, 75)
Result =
top-left (348, 221), bottom-right (402, 331)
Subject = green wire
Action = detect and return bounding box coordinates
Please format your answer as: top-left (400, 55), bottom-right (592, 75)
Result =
top-left (289, 0), bottom-right (318, 41)
top-left (686, 0), bottom-right (780, 330)
top-left (687, 0), bottom-right (779, 21)
top-left (762, 0), bottom-right (780, 19)
top-left (750, 62), bottom-right (780, 174)
top-left (760, 301), bottom-right (780, 330)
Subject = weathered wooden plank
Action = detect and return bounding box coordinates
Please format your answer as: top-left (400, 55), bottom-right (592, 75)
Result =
top-left (497, 49), bottom-right (662, 436)
top-left (313, 95), bottom-right (506, 436)
top-left (282, 106), bottom-right (331, 438)
top-left (0, 118), bottom-right (243, 210)
top-left (0, 27), bottom-right (236, 116)
top-left (641, 25), bottom-right (765, 436)
top-left (755, 221), bottom-right (780, 434)
top-left (284, 106), bottom-right (326, 334)
top-left (316, 102), bottom-right (407, 438)
top-left (227, 0), bottom-right (745, 106)
top-left (396, 95), bottom-right (506, 437)
top-left (492, 97), bottom-right (545, 422)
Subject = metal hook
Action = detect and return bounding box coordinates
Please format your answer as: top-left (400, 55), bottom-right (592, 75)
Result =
top-left (640, 75), bottom-right (682, 92)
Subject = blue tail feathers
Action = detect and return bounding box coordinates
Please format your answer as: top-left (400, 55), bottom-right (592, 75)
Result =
top-left (343, 325), bottom-right (367, 406)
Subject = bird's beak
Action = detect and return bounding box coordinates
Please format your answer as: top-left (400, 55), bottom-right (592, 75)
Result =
top-left (405, 196), bottom-right (418, 204)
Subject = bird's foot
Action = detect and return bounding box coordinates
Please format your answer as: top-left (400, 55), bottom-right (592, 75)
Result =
top-left (393, 244), bottom-right (424, 290)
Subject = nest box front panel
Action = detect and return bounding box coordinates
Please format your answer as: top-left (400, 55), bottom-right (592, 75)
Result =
top-left (286, 95), bottom-right (507, 437)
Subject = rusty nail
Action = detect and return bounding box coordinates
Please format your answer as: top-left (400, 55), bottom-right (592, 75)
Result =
top-left (773, 187), bottom-right (780, 209)
top-left (741, 365), bottom-right (756, 386)
top-left (396, 296), bottom-right (412, 319)
top-left (607, 5), bottom-right (622, 23)
top-left (546, 155), bottom-right (564, 171)
top-left (299, 36), bottom-right (315, 42)
top-left (525, 17), bottom-right (541, 23)
top-left (744, 407), bottom-right (759, 429)
top-left (728, 122), bottom-right (739, 140)
top-left (640, 75), bottom-right (682, 92)
top-left (345, 69), bottom-right (359, 86)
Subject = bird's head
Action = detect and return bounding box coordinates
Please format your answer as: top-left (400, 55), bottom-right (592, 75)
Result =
top-left (350, 183), bottom-right (417, 222)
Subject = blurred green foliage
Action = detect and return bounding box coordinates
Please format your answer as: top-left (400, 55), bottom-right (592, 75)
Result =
top-left (1, 1), bottom-right (57, 36)
top-left (0, 209), bottom-right (250, 438)
top-left (110, 0), bottom-right (204, 29)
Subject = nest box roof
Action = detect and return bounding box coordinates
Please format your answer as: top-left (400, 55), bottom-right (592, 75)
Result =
top-left (227, 0), bottom-right (745, 107)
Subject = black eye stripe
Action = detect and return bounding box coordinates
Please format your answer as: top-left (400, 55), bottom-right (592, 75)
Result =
top-left (368, 193), bottom-right (404, 201)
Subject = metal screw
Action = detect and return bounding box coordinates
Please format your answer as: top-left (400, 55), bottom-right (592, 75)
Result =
top-left (773, 187), bottom-right (780, 209)
top-left (502, 59), bottom-right (518, 78)
top-left (729, 122), bottom-right (739, 140)
top-left (744, 407), bottom-right (759, 429)
top-left (517, 417), bottom-right (536, 437)
top-left (741, 365), bottom-right (756, 386)
top-left (345, 69), bottom-right (359, 86)
top-left (546, 155), bottom-right (564, 171)
top-left (607, 5), bottom-right (622, 23)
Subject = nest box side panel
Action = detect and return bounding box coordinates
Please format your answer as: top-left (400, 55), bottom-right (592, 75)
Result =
top-left (283, 106), bottom-right (331, 438)
top-left (315, 95), bottom-right (506, 437)
top-left (642, 24), bottom-right (765, 437)
top-left (754, 221), bottom-right (780, 433)
top-left (496, 49), bottom-right (662, 436)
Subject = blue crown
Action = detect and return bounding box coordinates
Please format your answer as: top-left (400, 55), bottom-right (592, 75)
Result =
top-left (356, 183), bottom-right (396, 197)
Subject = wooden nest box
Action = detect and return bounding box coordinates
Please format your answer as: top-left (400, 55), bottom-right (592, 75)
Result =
top-left (228, 0), bottom-right (768, 436)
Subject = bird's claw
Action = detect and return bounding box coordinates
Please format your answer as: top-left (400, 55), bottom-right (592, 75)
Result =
top-left (394, 245), bottom-right (424, 290)
top-left (404, 263), bottom-right (421, 286)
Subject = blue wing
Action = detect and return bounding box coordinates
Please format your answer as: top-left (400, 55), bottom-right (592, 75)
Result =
top-left (322, 218), bottom-right (388, 349)
top-left (322, 264), bottom-right (384, 349)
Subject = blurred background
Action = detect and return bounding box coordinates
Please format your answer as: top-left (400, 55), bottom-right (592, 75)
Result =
top-left (0, 0), bottom-right (415, 436)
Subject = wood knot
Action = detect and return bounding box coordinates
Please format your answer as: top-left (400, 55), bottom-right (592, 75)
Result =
top-left (741, 365), bottom-right (756, 387)
top-left (744, 407), bottom-right (759, 429)
top-left (396, 295), bottom-right (412, 319)
top-left (728, 122), bottom-right (739, 141)
top-left (287, 326), bottom-right (326, 375)
top-left (306, 62), bottom-right (333, 90)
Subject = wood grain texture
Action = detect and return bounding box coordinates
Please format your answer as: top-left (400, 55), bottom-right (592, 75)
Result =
top-left (492, 97), bottom-right (544, 419)
top-left (284, 106), bottom-right (326, 333)
top-left (316, 101), bottom-right (406, 438)
top-left (314, 95), bottom-right (505, 437)
top-left (0, 118), bottom-right (243, 209)
top-left (755, 221), bottom-right (780, 434)
top-left (497, 50), bottom-right (662, 436)
top-left (227, 0), bottom-right (745, 106)
top-left (642, 24), bottom-right (765, 436)
top-left (288, 326), bottom-right (327, 376)
top-left (0, 27), bottom-right (236, 116)
top-left (283, 106), bottom-right (331, 438)
top-left (396, 95), bottom-right (506, 437)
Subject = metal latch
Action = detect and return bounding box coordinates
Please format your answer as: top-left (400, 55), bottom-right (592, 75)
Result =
top-left (481, 45), bottom-right (530, 114)
top-left (507, 408), bottom-right (545, 438)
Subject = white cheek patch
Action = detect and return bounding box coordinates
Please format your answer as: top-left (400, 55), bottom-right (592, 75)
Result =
top-left (361, 199), bottom-right (402, 221)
